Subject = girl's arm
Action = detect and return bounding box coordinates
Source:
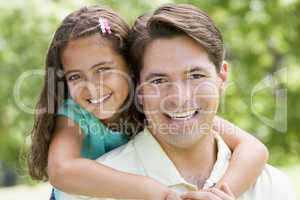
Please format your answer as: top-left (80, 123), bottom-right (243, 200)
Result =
top-left (48, 116), bottom-right (171, 200)
top-left (213, 116), bottom-right (269, 197)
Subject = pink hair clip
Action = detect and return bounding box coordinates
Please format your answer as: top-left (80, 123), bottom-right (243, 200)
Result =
top-left (98, 17), bottom-right (112, 34)
top-left (104, 19), bottom-right (112, 34)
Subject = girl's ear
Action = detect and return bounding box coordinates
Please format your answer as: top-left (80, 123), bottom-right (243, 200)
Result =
top-left (219, 61), bottom-right (229, 82)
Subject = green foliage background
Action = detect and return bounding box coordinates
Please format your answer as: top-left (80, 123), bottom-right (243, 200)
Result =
top-left (0, 0), bottom-right (299, 186)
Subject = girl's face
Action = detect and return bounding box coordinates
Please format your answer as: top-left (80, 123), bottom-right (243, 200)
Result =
top-left (62, 34), bottom-right (131, 121)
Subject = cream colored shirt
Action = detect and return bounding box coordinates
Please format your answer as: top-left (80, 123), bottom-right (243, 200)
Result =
top-left (61, 128), bottom-right (295, 200)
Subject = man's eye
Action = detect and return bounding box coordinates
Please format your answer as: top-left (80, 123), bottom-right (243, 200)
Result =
top-left (150, 78), bottom-right (168, 84)
top-left (189, 73), bottom-right (205, 79)
top-left (68, 74), bottom-right (81, 81)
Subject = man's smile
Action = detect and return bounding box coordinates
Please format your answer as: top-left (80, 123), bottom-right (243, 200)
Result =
top-left (163, 108), bottom-right (200, 121)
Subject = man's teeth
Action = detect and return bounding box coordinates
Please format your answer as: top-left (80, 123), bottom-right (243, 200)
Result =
top-left (166, 109), bottom-right (198, 120)
top-left (89, 94), bottom-right (111, 104)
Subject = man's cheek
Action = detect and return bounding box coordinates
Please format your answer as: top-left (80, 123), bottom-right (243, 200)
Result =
top-left (193, 91), bottom-right (219, 113)
top-left (143, 100), bottom-right (161, 115)
top-left (193, 83), bottom-right (219, 102)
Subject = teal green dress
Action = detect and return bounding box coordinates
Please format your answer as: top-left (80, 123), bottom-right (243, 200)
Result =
top-left (52, 98), bottom-right (129, 200)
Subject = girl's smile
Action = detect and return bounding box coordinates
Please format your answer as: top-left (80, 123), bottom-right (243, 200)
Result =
top-left (62, 34), bottom-right (130, 121)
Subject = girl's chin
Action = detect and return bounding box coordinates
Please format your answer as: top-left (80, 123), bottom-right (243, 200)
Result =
top-left (92, 110), bottom-right (119, 122)
top-left (93, 112), bottom-right (114, 120)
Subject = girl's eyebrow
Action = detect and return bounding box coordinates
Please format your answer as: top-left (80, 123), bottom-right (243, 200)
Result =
top-left (65, 60), bottom-right (114, 76)
top-left (90, 60), bottom-right (113, 69)
top-left (64, 69), bottom-right (80, 77)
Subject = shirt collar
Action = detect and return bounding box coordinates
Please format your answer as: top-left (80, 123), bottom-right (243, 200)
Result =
top-left (133, 128), bottom-right (232, 190)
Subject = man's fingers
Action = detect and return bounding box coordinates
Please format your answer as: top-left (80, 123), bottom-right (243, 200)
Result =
top-left (181, 191), bottom-right (222, 200)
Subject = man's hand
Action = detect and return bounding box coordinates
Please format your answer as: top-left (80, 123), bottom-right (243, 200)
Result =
top-left (181, 183), bottom-right (235, 200)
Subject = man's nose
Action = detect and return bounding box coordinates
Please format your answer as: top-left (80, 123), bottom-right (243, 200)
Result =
top-left (165, 81), bottom-right (193, 110)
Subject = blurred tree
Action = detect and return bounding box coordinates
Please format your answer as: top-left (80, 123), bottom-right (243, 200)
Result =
top-left (174, 0), bottom-right (300, 164)
top-left (0, 0), bottom-right (299, 186)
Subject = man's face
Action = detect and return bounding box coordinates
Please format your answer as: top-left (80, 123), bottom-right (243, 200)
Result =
top-left (138, 35), bottom-right (225, 148)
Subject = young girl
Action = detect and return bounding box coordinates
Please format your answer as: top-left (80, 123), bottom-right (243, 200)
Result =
top-left (27, 6), bottom-right (268, 200)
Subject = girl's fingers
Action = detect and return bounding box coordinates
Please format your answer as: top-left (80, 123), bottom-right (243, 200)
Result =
top-left (220, 183), bottom-right (235, 198)
top-left (165, 191), bottom-right (181, 200)
top-left (208, 188), bottom-right (235, 200)
top-left (181, 191), bottom-right (223, 200)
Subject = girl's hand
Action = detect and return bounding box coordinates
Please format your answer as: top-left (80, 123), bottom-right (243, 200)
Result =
top-left (181, 183), bottom-right (235, 200)
top-left (143, 178), bottom-right (181, 200)
top-left (165, 189), bottom-right (182, 200)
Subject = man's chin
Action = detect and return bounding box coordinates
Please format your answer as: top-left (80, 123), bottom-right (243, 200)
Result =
top-left (157, 130), bottom-right (208, 149)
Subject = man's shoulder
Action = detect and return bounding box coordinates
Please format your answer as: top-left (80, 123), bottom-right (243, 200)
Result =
top-left (98, 139), bottom-right (134, 162)
top-left (262, 164), bottom-right (290, 183)
top-left (240, 164), bottom-right (295, 200)
top-left (260, 164), bottom-right (293, 189)
top-left (95, 137), bottom-right (145, 175)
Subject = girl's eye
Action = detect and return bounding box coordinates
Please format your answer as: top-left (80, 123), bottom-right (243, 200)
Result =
top-left (150, 78), bottom-right (168, 84)
top-left (96, 67), bottom-right (111, 73)
top-left (188, 73), bottom-right (205, 80)
top-left (67, 74), bottom-right (81, 81)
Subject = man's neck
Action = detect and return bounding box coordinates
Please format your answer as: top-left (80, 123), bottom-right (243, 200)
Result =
top-left (154, 131), bottom-right (217, 188)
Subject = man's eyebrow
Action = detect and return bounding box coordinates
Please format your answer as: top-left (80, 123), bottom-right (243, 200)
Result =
top-left (185, 66), bottom-right (208, 74)
top-left (64, 61), bottom-right (113, 76)
top-left (144, 72), bottom-right (167, 82)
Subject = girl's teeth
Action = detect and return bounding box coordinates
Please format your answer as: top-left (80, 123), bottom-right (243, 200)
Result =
top-left (90, 94), bottom-right (111, 104)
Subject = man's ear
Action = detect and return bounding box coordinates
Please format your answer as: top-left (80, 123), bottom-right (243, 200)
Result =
top-left (219, 61), bottom-right (229, 82)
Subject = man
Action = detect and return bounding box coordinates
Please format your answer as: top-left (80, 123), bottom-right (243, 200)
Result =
top-left (64, 4), bottom-right (295, 200)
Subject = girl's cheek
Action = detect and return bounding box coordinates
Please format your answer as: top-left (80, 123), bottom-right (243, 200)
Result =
top-left (114, 75), bottom-right (130, 93)
top-left (67, 83), bottom-right (76, 97)
top-left (68, 83), bottom-right (89, 101)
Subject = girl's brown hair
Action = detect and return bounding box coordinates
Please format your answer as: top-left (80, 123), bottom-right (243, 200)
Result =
top-left (28, 5), bottom-right (131, 181)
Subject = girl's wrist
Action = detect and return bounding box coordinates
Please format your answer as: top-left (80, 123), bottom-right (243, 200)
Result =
top-left (142, 177), bottom-right (169, 200)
